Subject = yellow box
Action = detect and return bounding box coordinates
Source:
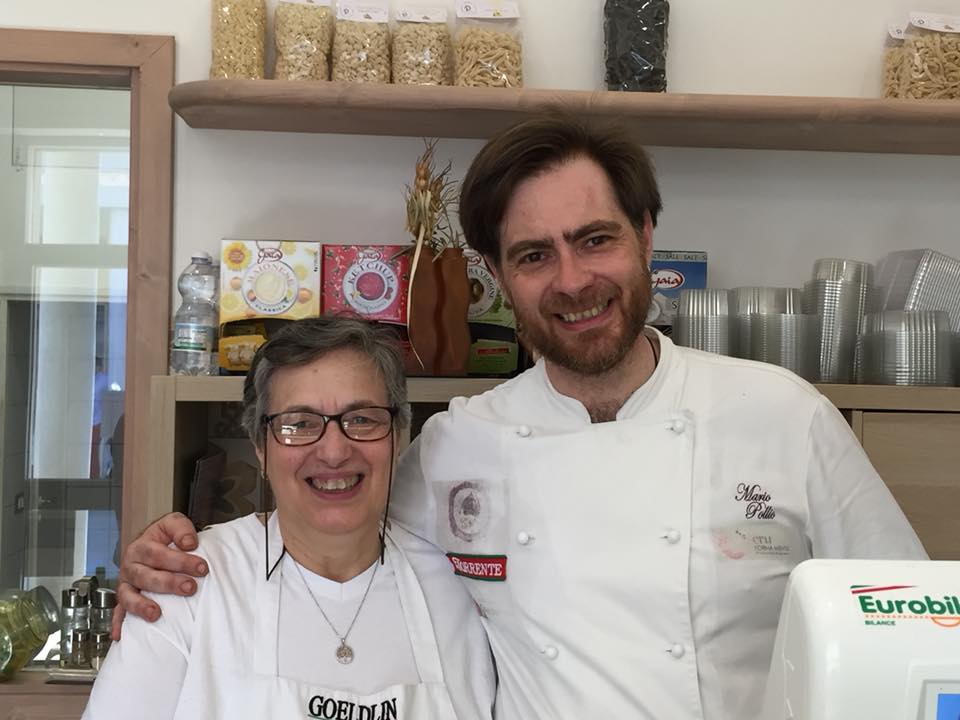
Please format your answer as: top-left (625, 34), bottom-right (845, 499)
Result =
top-left (220, 240), bottom-right (321, 323)
top-left (219, 334), bottom-right (267, 372)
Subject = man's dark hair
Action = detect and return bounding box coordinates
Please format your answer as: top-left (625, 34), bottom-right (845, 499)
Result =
top-left (458, 114), bottom-right (663, 267)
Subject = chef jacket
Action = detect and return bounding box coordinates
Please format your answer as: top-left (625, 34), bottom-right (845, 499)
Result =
top-left (83, 514), bottom-right (496, 720)
top-left (390, 329), bottom-right (928, 720)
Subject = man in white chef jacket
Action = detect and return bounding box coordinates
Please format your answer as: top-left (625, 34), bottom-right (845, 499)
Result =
top-left (117, 115), bottom-right (927, 719)
top-left (386, 115), bottom-right (928, 719)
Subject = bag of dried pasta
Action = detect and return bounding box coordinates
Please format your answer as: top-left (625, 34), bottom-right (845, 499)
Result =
top-left (211, 0), bottom-right (267, 79)
top-left (454, 0), bottom-right (523, 89)
top-left (885, 12), bottom-right (960, 99)
top-left (604, 0), bottom-right (669, 92)
top-left (882, 21), bottom-right (908, 99)
top-left (275, 0), bottom-right (335, 81)
top-left (332, 1), bottom-right (392, 84)
top-left (393, 5), bottom-right (453, 86)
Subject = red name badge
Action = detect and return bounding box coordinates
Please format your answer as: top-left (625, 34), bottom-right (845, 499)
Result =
top-left (446, 554), bottom-right (507, 582)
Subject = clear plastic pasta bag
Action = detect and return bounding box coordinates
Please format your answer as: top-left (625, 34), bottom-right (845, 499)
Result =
top-left (884, 12), bottom-right (960, 99)
top-left (210, 0), bottom-right (267, 80)
top-left (454, 1), bottom-right (522, 89)
top-left (332, 2), bottom-right (392, 84)
top-left (604, 0), bottom-right (669, 92)
top-left (393, 6), bottom-right (453, 86)
top-left (275, 0), bottom-right (335, 81)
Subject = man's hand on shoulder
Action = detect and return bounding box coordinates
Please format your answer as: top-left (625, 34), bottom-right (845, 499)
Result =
top-left (112, 512), bottom-right (209, 641)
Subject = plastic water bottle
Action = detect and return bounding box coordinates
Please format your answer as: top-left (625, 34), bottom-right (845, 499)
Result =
top-left (169, 253), bottom-right (219, 375)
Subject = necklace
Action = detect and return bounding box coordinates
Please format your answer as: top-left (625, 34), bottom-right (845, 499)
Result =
top-left (646, 332), bottom-right (660, 369)
top-left (293, 557), bottom-right (380, 665)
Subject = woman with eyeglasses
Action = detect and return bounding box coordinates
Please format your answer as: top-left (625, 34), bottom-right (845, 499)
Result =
top-left (83, 317), bottom-right (495, 720)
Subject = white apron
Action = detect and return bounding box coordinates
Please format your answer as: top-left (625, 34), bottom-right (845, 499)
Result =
top-left (424, 408), bottom-right (705, 718)
top-left (250, 531), bottom-right (460, 720)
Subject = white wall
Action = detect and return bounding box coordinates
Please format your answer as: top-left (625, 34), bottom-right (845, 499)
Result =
top-left (3, 0), bottom-right (959, 299)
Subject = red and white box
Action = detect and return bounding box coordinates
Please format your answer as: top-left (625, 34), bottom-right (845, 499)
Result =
top-left (322, 245), bottom-right (412, 323)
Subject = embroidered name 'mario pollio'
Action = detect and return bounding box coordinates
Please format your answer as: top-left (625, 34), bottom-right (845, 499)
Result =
top-left (446, 553), bottom-right (507, 581)
top-left (851, 584), bottom-right (960, 627)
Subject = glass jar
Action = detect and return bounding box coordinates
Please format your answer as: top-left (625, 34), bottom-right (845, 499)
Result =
top-left (71, 628), bottom-right (91, 668)
top-left (91, 588), bottom-right (117, 634)
top-left (91, 630), bottom-right (112, 672)
top-left (0, 587), bottom-right (59, 680)
top-left (60, 589), bottom-right (89, 668)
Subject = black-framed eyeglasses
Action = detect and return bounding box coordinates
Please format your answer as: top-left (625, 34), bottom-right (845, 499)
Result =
top-left (262, 407), bottom-right (397, 446)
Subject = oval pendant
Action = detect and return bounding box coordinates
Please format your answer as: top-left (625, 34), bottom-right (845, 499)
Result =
top-left (336, 641), bottom-right (354, 665)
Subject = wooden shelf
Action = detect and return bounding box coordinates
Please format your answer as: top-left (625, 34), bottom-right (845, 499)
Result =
top-left (167, 375), bottom-right (960, 412)
top-left (170, 375), bottom-right (505, 404)
top-left (169, 79), bottom-right (960, 155)
top-left (817, 384), bottom-right (960, 412)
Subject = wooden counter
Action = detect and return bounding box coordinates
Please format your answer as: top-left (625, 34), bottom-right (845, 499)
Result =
top-left (0, 670), bottom-right (90, 720)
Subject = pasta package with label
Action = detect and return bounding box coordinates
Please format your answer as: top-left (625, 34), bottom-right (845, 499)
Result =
top-left (211, 0), bottom-right (267, 79)
top-left (332, 2), bottom-right (391, 83)
top-left (393, 6), bottom-right (453, 85)
top-left (275, 0), bottom-right (335, 81)
top-left (604, 0), bottom-right (669, 92)
top-left (454, 1), bottom-right (523, 88)
top-left (883, 13), bottom-right (960, 99)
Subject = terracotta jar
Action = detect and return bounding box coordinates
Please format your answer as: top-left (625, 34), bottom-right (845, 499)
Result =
top-left (407, 247), bottom-right (471, 376)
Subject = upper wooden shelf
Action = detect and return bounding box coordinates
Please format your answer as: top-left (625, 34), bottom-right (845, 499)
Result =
top-left (167, 375), bottom-right (960, 412)
top-left (169, 79), bottom-right (960, 155)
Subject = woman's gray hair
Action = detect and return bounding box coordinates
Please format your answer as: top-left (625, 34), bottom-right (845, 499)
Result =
top-left (241, 317), bottom-right (412, 447)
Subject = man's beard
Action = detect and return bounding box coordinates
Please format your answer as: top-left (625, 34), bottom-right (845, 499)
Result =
top-left (515, 264), bottom-right (652, 376)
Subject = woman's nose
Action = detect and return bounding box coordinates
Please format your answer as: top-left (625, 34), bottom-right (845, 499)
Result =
top-left (311, 421), bottom-right (352, 465)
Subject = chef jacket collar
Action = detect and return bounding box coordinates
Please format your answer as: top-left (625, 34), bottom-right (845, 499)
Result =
top-left (535, 327), bottom-right (678, 425)
top-left (616, 327), bottom-right (679, 419)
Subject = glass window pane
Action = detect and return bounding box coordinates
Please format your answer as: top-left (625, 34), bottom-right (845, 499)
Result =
top-left (0, 84), bottom-right (129, 631)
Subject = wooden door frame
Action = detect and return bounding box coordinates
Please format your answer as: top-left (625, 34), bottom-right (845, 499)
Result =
top-left (0, 28), bottom-right (175, 547)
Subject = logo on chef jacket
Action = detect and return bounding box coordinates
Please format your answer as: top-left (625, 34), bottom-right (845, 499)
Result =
top-left (851, 584), bottom-right (960, 628)
top-left (448, 480), bottom-right (491, 542)
top-left (713, 526), bottom-right (792, 560)
top-left (734, 483), bottom-right (776, 520)
top-left (446, 553), bottom-right (507, 582)
top-left (306, 695), bottom-right (398, 720)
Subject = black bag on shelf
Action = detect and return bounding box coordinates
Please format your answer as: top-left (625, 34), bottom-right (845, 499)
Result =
top-left (604, 0), bottom-right (670, 92)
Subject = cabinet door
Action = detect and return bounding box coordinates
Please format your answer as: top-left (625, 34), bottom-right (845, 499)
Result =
top-left (861, 412), bottom-right (960, 560)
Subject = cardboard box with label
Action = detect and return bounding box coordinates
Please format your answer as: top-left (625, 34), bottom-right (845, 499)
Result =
top-left (465, 249), bottom-right (518, 375)
top-left (220, 240), bottom-right (321, 323)
top-left (647, 250), bottom-right (708, 335)
top-left (218, 240), bottom-right (322, 370)
top-left (321, 245), bottom-right (411, 323)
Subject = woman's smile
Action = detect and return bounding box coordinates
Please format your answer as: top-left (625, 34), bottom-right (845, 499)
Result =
top-left (302, 472), bottom-right (365, 500)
